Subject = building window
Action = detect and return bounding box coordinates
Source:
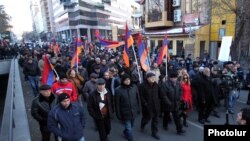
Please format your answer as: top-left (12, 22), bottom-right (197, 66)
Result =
top-left (176, 40), bottom-right (184, 57)
top-left (150, 40), bottom-right (155, 54)
top-left (148, 0), bottom-right (163, 22)
top-left (221, 20), bottom-right (226, 25)
top-left (219, 28), bottom-right (226, 39)
top-left (165, 0), bottom-right (173, 20)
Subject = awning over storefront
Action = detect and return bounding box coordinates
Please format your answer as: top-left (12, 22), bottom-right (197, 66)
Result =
top-left (144, 25), bottom-right (201, 35)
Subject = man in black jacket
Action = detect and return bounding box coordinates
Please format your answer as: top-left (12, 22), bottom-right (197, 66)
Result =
top-left (139, 72), bottom-right (161, 140)
top-left (160, 71), bottom-right (185, 135)
top-left (31, 84), bottom-right (58, 141)
top-left (115, 74), bottom-right (140, 141)
top-left (23, 57), bottom-right (41, 97)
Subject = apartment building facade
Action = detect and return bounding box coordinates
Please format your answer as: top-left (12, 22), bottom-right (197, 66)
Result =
top-left (52, 0), bottom-right (141, 42)
top-left (142, 0), bottom-right (210, 58)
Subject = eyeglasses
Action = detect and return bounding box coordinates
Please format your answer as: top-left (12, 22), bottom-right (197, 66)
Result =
top-left (184, 78), bottom-right (188, 79)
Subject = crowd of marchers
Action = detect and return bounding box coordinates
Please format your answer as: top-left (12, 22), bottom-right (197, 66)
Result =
top-left (15, 43), bottom-right (250, 141)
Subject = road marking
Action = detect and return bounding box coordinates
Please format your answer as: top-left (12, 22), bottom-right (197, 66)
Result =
top-left (187, 120), bottom-right (204, 130)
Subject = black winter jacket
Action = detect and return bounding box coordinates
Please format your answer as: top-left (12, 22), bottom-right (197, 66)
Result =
top-left (115, 84), bottom-right (140, 121)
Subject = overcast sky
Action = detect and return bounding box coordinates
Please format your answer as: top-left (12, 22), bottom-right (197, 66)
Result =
top-left (0, 0), bottom-right (32, 37)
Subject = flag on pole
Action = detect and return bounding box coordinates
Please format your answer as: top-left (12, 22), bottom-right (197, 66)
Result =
top-left (41, 55), bottom-right (56, 86)
top-left (123, 23), bottom-right (134, 68)
top-left (71, 38), bottom-right (83, 68)
top-left (95, 29), bottom-right (124, 49)
top-left (138, 34), bottom-right (150, 72)
top-left (156, 35), bottom-right (170, 65)
top-left (98, 38), bottom-right (125, 49)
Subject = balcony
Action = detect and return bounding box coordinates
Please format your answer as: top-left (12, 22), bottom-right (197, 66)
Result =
top-left (145, 11), bottom-right (174, 28)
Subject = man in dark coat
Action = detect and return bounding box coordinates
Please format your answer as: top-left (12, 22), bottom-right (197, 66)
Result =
top-left (160, 71), bottom-right (185, 135)
top-left (31, 84), bottom-right (58, 141)
top-left (88, 78), bottom-right (113, 141)
top-left (23, 56), bottom-right (41, 97)
top-left (48, 93), bottom-right (86, 141)
top-left (115, 74), bottom-right (140, 141)
top-left (196, 67), bottom-right (217, 124)
top-left (139, 72), bottom-right (161, 140)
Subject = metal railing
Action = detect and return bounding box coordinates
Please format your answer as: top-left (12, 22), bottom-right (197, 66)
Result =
top-left (0, 59), bottom-right (31, 141)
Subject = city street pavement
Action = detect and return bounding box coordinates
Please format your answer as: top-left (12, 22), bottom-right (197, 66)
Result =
top-left (21, 69), bottom-right (250, 141)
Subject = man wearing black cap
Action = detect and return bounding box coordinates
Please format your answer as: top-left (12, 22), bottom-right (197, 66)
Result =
top-left (31, 84), bottom-right (58, 141)
top-left (48, 93), bottom-right (86, 141)
top-left (88, 78), bottom-right (113, 141)
top-left (115, 74), bottom-right (140, 141)
top-left (139, 72), bottom-right (161, 140)
top-left (160, 71), bottom-right (185, 135)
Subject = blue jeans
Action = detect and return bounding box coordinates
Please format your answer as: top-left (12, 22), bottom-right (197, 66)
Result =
top-left (28, 75), bottom-right (39, 97)
top-left (123, 119), bottom-right (134, 141)
top-left (228, 90), bottom-right (239, 111)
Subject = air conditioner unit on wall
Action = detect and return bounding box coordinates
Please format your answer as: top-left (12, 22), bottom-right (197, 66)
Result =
top-left (174, 9), bottom-right (182, 22)
top-left (173, 0), bottom-right (181, 7)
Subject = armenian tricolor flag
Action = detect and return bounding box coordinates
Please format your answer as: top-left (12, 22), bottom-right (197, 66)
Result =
top-left (123, 23), bottom-right (134, 68)
top-left (95, 29), bottom-right (124, 49)
top-left (71, 38), bottom-right (83, 68)
top-left (157, 35), bottom-right (170, 65)
top-left (138, 34), bottom-right (150, 72)
top-left (41, 55), bottom-right (56, 86)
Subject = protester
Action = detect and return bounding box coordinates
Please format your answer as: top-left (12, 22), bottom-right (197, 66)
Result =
top-left (31, 84), bottom-right (58, 141)
top-left (82, 73), bottom-right (98, 101)
top-left (179, 73), bottom-right (193, 127)
top-left (139, 72), bottom-right (161, 140)
top-left (48, 93), bottom-right (86, 141)
top-left (88, 78), bottom-right (113, 141)
top-left (115, 74), bottom-right (140, 141)
top-left (23, 56), bottom-right (41, 97)
top-left (51, 73), bottom-right (78, 102)
top-left (160, 71), bottom-right (186, 135)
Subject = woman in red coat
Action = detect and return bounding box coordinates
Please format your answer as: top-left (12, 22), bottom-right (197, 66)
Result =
top-left (180, 73), bottom-right (193, 127)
